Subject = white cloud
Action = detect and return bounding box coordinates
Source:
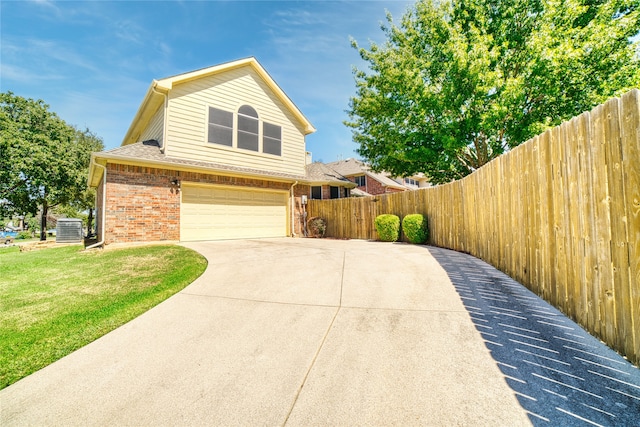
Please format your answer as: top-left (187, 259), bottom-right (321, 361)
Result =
top-left (114, 20), bottom-right (147, 45)
top-left (0, 63), bottom-right (64, 86)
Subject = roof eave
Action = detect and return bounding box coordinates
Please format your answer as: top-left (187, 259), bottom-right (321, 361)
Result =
top-left (301, 179), bottom-right (357, 187)
top-left (121, 81), bottom-right (167, 147)
top-left (90, 152), bottom-right (307, 186)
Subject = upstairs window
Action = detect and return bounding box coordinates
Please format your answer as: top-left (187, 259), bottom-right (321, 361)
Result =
top-left (263, 122), bottom-right (282, 156)
top-left (237, 105), bottom-right (259, 152)
top-left (355, 175), bottom-right (366, 187)
top-left (208, 107), bottom-right (233, 147)
top-left (206, 104), bottom-right (282, 156)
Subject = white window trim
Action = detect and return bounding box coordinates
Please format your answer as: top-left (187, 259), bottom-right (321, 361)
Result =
top-left (205, 104), bottom-right (283, 159)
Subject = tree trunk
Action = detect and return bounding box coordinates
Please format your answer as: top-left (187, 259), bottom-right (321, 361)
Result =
top-left (87, 208), bottom-right (93, 237)
top-left (40, 201), bottom-right (48, 241)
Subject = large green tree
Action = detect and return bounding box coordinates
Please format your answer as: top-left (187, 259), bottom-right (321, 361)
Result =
top-left (0, 92), bottom-right (104, 240)
top-left (346, 0), bottom-right (640, 184)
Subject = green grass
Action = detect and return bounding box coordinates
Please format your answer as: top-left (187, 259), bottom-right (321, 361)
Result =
top-left (0, 244), bottom-right (208, 389)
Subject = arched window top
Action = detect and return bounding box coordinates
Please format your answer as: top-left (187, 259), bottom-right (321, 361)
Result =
top-left (238, 105), bottom-right (258, 118)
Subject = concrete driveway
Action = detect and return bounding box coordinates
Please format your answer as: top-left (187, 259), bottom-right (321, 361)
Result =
top-left (1, 238), bottom-right (638, 426)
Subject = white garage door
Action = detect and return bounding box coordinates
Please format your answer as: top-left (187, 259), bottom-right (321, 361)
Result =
top-left (181, 184), bottom-right (288, 241)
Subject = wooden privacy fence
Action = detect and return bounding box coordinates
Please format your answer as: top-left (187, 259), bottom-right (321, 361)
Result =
top-left (308, 89), bottom-right (640, 365)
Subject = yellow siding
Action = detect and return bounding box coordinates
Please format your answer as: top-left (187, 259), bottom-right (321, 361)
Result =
top-left (139, 105), bottom-right (164, 144)
top-left (164, 65), bottom-right (307, 176)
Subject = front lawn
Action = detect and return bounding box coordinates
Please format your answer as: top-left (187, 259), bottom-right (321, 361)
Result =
top-left (0, 244), bottom-right (207, 389)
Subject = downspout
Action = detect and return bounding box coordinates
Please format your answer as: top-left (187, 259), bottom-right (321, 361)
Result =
top-left (86, 159), bottom-right (107, 249)
top-left (151, 83), bottom-right (168, 152)
top-left (290, 181), bottom-right (298, 237)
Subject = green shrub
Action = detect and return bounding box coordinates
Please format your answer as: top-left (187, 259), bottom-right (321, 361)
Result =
top-left (374, 214), bottom-right (400, 242)
top-left (16, 231), bottom-right (32, 240)
top-left (402, 214), bottom-right (429, 244)
top-left (307, 217), bottom-right (327, 238)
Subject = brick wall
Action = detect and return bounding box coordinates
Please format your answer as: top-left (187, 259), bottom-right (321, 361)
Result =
top-left (103, 163), bottom-right (310, 244)
top-left (105, 164), bottom-right (181, 244)
top-left (364, 176), bottom-right (385, 195)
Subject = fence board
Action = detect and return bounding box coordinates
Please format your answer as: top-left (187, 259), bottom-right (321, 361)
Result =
top-left (575, 112), bottom-right (593, 328)
top-left (619, 90), bottom-right (639, 361)
top-left (604, 97), bottom-right (631, 356)
top-left (307, 90), bottom-right (640, 365)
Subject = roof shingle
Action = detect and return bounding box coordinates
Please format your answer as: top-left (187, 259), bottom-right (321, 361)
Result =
top-left (97, 141), bottom-right (353, 186)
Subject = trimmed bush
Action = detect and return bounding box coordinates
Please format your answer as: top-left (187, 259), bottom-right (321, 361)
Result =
top-left (374, 214), bottom-right (400, 242)
top-left (307, 217), bottom-right (327, 238)
top-left (402, 214), bottom-right (429, 244)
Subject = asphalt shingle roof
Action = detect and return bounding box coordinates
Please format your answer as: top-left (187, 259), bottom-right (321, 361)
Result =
top-left (304, 162), bottom-right (354, 185)
top-left (325, 159), bottom-right (406, 190)
top-left (98, 141), bottom-right (352, 185)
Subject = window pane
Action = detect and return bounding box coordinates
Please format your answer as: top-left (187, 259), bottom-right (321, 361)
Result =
top-left (263, 123), bottom-right (281, 156)
top-left (208, 107), bottom-right (233, 146)
top-left (330, 186), bottom-right (339, 199)
top-left (263, 137), bottom-right (281, 156)
top-left (263, 122), bottom-right (281, 139)
top-left (237, 131), bottom-right (259, 151)
top-left (311, 186), bottom-right (322, 199)
top-left (238, 114), bottom-right (259, 134)
top-left (238, 105), bottom-right (258, 118)
top-left (209, 107), bottom-right (233, 128)
top-left (208, 124), bottom-right (232, 146)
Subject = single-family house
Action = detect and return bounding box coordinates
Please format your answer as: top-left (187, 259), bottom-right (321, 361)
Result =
top-left (325, 158), bottom-right (408, 196)
top-left (393, 174), bottom-right (432, 190)
top-left (88, 57), bottom-right (354, 245)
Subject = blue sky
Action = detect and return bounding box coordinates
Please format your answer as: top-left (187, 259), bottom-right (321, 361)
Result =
top-left (1, 0), bottom-right (414, 162)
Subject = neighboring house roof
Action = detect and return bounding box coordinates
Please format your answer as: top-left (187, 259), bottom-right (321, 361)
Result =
top-left (121, 57), bottom-right (316, 147)
top-left (325, 158), bottom-right (367, 176)
top-left (90, 141), bottom-right (355, 188)
top-left (304, 162), bottom-right (356, 187)
top-left (326, 158), bottom-right (407, 191)
top-left (351, 188), bottom-right (372, 197)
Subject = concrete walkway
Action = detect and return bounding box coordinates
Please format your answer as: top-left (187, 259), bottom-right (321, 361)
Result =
top-left (1, 238), bottom-right (638, 426)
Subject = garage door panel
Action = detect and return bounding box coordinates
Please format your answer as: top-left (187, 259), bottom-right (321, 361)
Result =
top-left (181, 184), bottom-right (287, 241)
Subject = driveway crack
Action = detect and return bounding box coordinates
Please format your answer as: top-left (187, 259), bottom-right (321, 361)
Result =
top-left (282, 251), bottom-right (346, 426)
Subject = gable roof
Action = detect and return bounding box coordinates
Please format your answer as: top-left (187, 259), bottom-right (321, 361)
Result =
top-left (326, 159), bottom-right (407, 190)
top-left (122, 57), bottom-right (316, 146)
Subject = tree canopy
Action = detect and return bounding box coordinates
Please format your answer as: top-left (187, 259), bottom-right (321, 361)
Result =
top-left (346, 0), bottom-right (640, 184)
top-left (0, 92), bottom-right (104, 239)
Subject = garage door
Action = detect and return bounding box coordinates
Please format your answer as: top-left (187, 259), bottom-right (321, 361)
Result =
top-left (181, 184), bottom-right (288, 241)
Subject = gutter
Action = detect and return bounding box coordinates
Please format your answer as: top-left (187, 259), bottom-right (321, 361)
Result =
top-left (86, 159), bottom-right (107, 249)
top-left (290, 181), bottom-right (298, 237)
top-left (150, 82), bottom-right (168, 152)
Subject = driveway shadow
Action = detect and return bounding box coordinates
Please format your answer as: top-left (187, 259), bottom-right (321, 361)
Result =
top-left (427, 246), bottom-right (640, 426)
